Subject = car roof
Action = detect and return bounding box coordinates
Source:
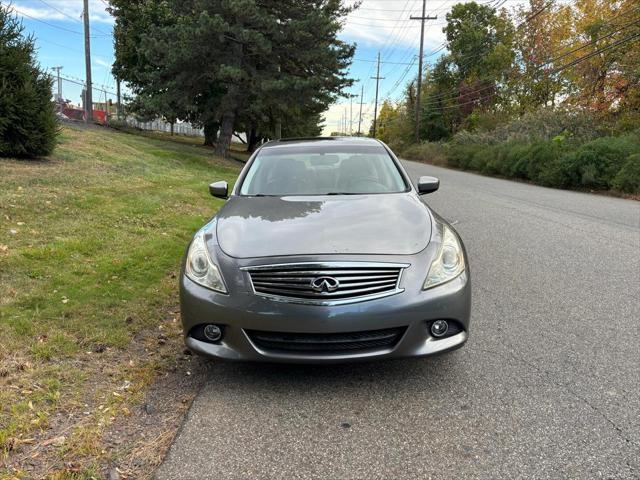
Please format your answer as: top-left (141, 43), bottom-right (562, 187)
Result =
top-left (260, 136), bottom-right (384, 150)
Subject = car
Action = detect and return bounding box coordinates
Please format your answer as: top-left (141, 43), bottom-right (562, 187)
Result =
top-left (180, 137), bottom-right (470, 363)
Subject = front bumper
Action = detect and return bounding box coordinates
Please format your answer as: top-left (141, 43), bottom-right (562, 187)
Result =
top-left (180, 248), bottom-right (471, 363)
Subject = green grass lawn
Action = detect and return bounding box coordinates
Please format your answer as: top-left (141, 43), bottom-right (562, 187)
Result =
top-left (0, 124), bottom-right (240, 478)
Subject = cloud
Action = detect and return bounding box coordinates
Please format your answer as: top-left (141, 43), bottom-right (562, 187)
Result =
top-left (93, 57), bottom-right (112, 69)
top-left (321, 101), bottom-right (376, 136)
top-left (341, 0), bottom-right (527, 51)
top-left (12, 0), bottom-right (114, 26)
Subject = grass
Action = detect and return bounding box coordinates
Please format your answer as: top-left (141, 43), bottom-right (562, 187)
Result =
top-left (0, 124), bottom-right (240, 478)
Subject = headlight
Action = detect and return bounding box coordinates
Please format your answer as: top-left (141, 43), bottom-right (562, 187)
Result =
top-left (423, 224), bottom-right (465, 290)
top-left (185, 231), bottom-right (227, 293)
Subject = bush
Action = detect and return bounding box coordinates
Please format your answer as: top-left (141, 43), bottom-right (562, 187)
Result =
top-left (612, 154), bottom-right (640, 193)
top-left (562, 135), bottom-right (639, 189)
top-left (400, 142), bottom-right (448, 166)
top-left (446, 143), bottom-right (482, 169)
top-left (0, 6), bottom-right (58, 157)
top-left (450, 107), bottom-right (606, 147)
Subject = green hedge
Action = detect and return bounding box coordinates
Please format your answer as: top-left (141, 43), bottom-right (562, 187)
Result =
top-left (402, 133), bottom-right (640, 194)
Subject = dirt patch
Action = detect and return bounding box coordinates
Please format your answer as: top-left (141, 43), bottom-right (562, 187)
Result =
top-left (98, 351), bottom-right (209, 479)
top-left (0, 308), bottom-right (210, 480)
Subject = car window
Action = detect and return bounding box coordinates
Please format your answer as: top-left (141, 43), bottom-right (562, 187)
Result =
top-left (239, 144), bottom-right (408, 196)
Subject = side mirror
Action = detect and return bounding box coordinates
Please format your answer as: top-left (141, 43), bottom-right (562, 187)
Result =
top-left (209, 181), bottom-right (228, 199)
top-left (417, 176), bottom-right (439, 194)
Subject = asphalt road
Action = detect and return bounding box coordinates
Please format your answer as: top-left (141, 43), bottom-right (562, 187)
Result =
top-left (156, 161), bottom-right (640, 480)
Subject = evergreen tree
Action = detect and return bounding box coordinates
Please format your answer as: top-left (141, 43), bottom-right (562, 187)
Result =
top-left (110, 0), bottom-right (354, 157)
top-left (0, 5), bottom-right (57, 158)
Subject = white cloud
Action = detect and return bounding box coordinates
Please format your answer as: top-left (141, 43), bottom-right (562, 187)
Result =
top-left (321, 101), bottom-right (376, 136)
top-left (341, 0), bottom-right (527, 51)
top-left (93, 57), bottom-right (112, 69)
top-left (12, 1), bottom-right (114, 26)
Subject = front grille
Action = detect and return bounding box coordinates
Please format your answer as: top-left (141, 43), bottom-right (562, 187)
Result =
top-left (242, 262), bottom-right (407, 305)
top-left (245, 327), bottom-right (406, 354)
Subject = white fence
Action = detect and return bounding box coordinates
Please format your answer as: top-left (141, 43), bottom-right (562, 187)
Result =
top-left (125, 117), bottom-right (204, 137)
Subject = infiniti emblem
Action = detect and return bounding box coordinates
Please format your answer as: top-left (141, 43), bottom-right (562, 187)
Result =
top-left (311, 276), bottom-right (340, 292)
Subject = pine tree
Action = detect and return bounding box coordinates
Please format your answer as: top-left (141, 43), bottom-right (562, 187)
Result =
top-left (110, 0), bottom-right (354, 157)
top-left (0, 5), bottom-right (57, 157)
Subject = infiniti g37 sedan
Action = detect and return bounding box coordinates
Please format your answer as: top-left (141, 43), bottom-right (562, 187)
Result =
top-left (180, 137), bottom-right (470, 363)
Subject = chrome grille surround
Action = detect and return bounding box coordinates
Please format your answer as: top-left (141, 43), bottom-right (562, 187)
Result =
top-left (241, 262), bottom-right (409, 305)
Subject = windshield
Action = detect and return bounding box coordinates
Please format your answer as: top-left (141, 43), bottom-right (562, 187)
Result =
top-left (239, 144), bottom-right (408, 196)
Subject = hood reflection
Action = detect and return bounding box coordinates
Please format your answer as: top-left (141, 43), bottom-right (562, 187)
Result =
top-left (220, 196), bottom-right (324, 222)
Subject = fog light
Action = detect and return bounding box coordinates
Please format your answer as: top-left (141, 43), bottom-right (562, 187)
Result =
top-left (431, 320), bottom-right (449, 338)
top-left (203, 324), bottom-right (222, 342)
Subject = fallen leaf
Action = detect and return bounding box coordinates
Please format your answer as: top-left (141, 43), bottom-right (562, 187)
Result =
top-left (51, 436), bottom-right (66, 446)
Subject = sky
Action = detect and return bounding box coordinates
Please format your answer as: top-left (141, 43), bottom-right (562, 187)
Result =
top-left (8, 0), bottom-right (526, 135)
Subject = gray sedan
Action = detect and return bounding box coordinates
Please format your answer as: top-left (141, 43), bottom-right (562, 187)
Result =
top-left (180, 137), bottom-right (470, 362)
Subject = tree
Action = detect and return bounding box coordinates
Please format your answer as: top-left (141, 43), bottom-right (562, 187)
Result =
top-left (110, 0), bottom-right (355, 157)
top-left (0, 5), bottom-right (57, 157)
top-left (373, 100), bottom-right (398, 142)
top-left (400, 2), bottom-right (515, 142)
top-left (564, 0), bottom-right (640, 112)
top-left (509, 0), bottom-right (570, 112)
top-left (443, 2), bottom-right (514, 84)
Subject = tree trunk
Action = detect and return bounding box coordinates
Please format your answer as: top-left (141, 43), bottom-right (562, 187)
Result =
top-left (247, 125), bottom-right (259, 153)
top-left (203, 121), bottom-right (219, 146)
top-left (215, 111), bottom-right (235, 158)
top-left (170, 122), bottom-right (174, 136)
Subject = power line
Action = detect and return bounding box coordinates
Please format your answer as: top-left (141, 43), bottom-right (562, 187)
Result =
top-left (9, 6), bottom-right (111, 38)
top-left (390, 4), bottom-right (640, 110)
top-left (35, 0), bottom-right (114, 36)
top-left (353, 57), bottom-right (418, 66)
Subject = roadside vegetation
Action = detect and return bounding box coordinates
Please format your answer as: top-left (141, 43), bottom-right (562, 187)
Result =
top-left (372, 0), bottom-right (640, 195)
top-left (0, 124), bottom-right (240, 478)
top-left (399, 110), bottom-right (640, 194)
top-left (0, 6), bottom-right (57, 158)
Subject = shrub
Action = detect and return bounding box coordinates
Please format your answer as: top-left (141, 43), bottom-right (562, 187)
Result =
top-left (446, 143), bottom-right (482, 169)
top-left (612, 154), bottom-right (640, 193)
top-left (469, 146), bottom-right (492, 172)
top-left (0, 6), bottom-right (58, 157)
top-left (400, 142), bottom-right (448, 166)
top-left (450, 107), bottom-right (606, 147)
top-left (562, 135), bottom-right (639, 189)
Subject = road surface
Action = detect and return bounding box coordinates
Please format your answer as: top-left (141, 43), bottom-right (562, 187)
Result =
top-left (157, 161), bottom-right (640, 479)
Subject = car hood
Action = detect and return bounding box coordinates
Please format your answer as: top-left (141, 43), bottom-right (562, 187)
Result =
top-left (215, 194), bottom-right (432, 258)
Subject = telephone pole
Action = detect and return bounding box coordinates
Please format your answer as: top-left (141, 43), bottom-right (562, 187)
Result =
top-left (411, 0), bottom-right (437, 142)
top-left (370, 52), bottom-right (384, 138)
top-left (83, 0), bottom-right (93, 122)
top-left (349, 95), bottom-right (354, 136)
top-left (51, 66), bottom-right (63, 102)
top-left (357, 83), bottom-right (364, 136)
top-left (344, 108), bottom-right (347, 135)
top-left (116, 77), bottom-right (122, 120)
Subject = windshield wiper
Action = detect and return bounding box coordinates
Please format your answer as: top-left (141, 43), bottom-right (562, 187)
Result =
top-left (324, 192), bottom-right (361, 195)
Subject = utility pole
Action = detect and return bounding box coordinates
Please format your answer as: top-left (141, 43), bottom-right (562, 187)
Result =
top-left (411, 0), bottom-right (437, 142)
top-left (83, 0), bottom-right (93, 122)
top-left (344, 107), bottom-right (347, 135)
top-left (51, 66), bottom-right (63, 102)
top-left (357, 83), bottom-right (364, 136)
top-left (349, 94), bottom-right (355, 136)
top-left (370, 52), bottom-right (384, 138)
top-left (116, 77), bottom-right (122, 120)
